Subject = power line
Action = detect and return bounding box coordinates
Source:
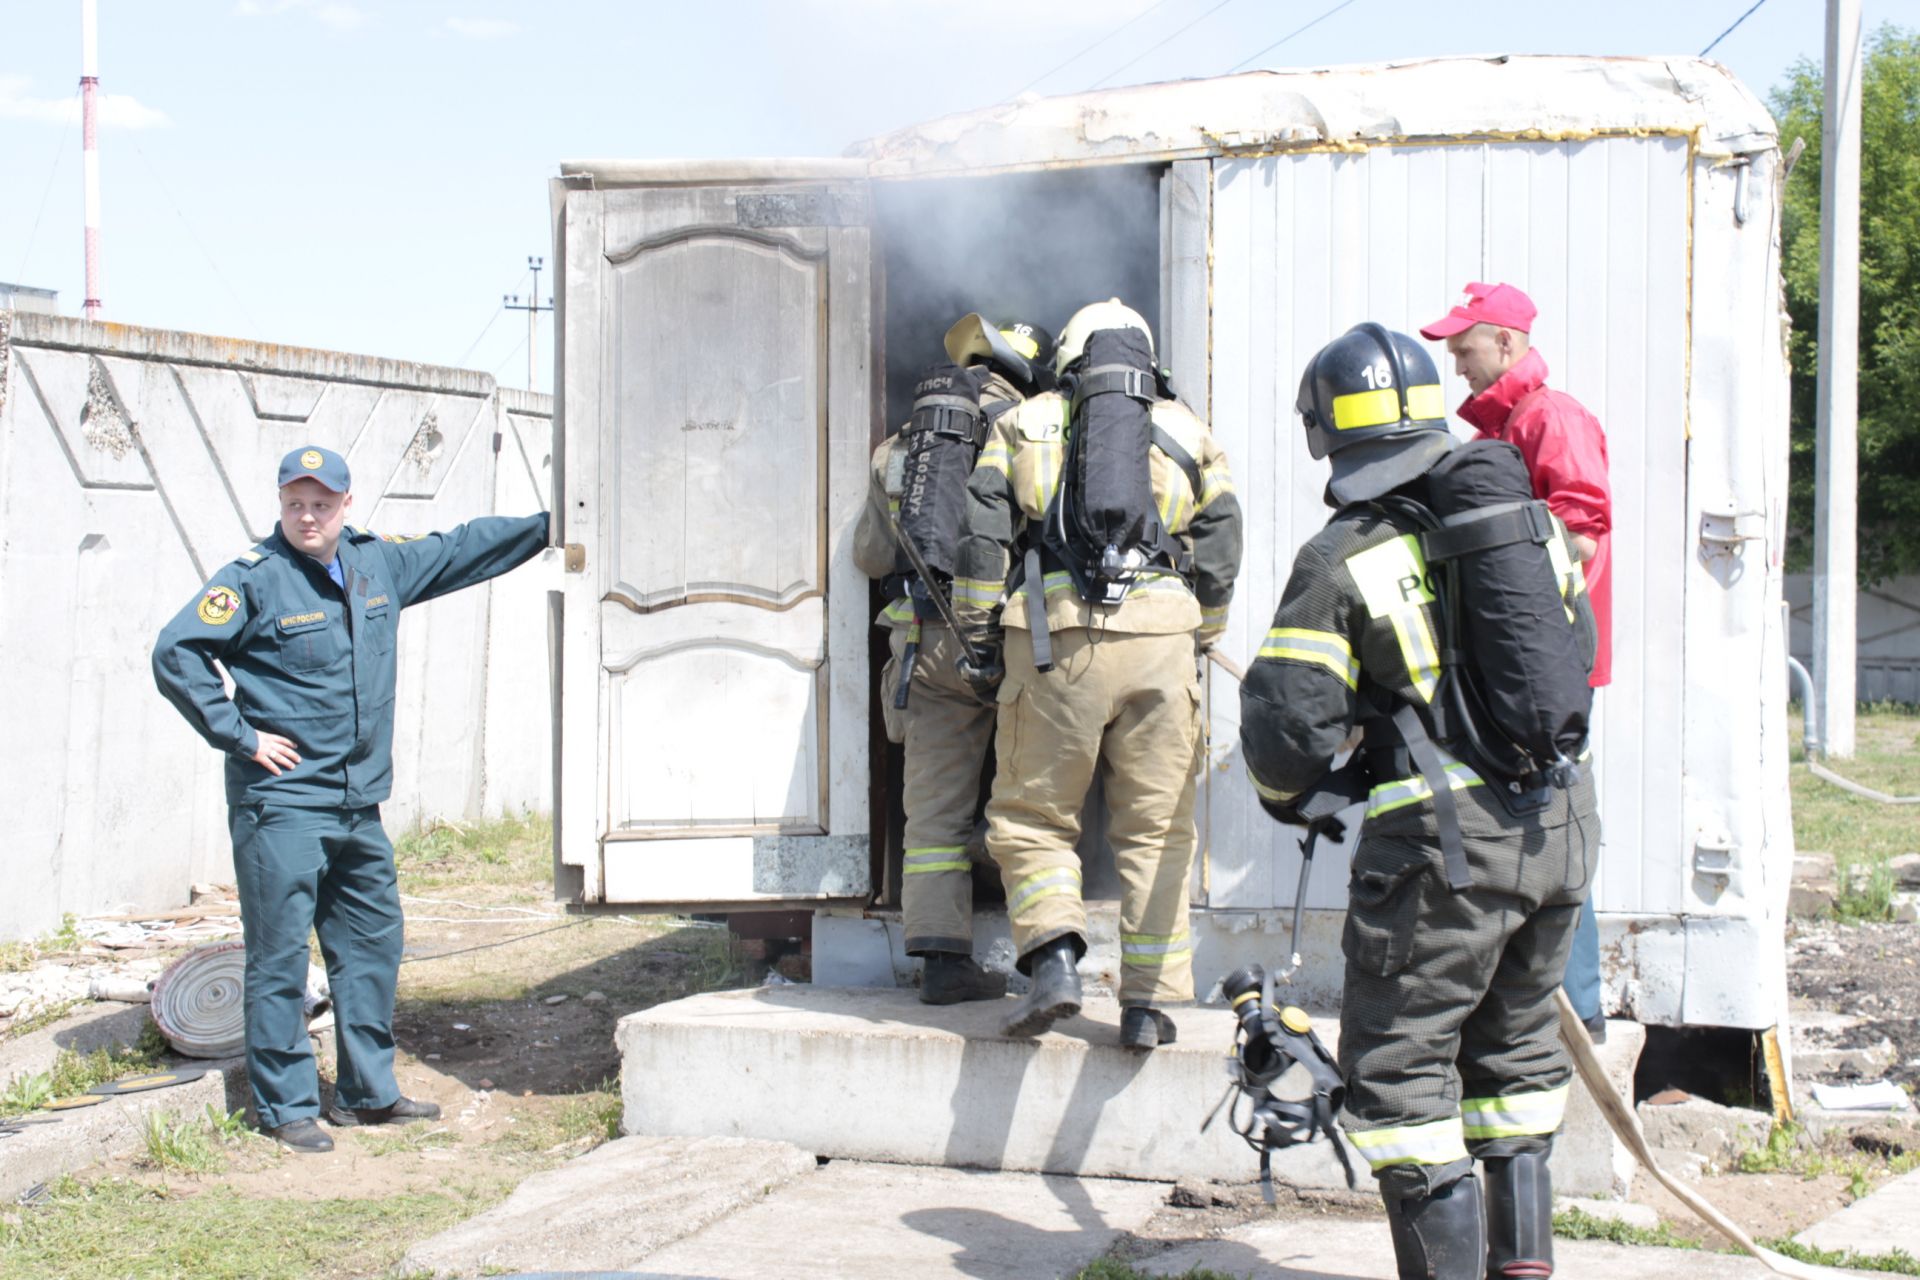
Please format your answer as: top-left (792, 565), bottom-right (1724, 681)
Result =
top-left (14, 92), bottom-right (79, 285)
top-left (1089, 0), bottom-right (1242, 91)
top-left (130, 140), bottom-right (267, 339)
top-left (1006, 0), bottom-right (1178, 99)
top-left (452, 267), bottom-right (527, 368)
top-left (1701, 0), bottom-right (1772, 57)
top-left (1226, 0), bottom-right (1362, 75)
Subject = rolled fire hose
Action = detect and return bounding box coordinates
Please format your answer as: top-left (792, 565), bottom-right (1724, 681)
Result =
top-left (150, 939), bottom-right (247, 1058)
top-left (1204, 649), bottom-right (1841, 1277)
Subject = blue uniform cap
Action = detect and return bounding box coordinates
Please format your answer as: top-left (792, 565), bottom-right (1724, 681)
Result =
top-left (277, 445), bottom-right (351, 493)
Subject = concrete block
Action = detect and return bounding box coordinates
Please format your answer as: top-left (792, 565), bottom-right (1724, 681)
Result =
top-left (618, 987), bottom-right (1634, 1196)
top-left (1794, 1009), bottom-right (1899, 1080)
top-left (1636, 1097), bottom-right (1773, 1169)
top-left (641, 1160), bottom-right (1168, 1280)
top-left (1890, 852), bottom-right (1920, 891)
top-left (0, 1060), bottom-right (244, 1201)
top-left (1556, 1019), bottom-right (1647, 1197)
top-left (0, 1001), bottom-right (155, 1090)
top-left (400, 1135), bottom-right (816, 1278)
top-left (1795, 1167), bottom-right (1920, 1257)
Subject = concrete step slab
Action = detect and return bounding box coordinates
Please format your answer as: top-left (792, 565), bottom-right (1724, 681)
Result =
top-left (0, 1059), bottom-right (244, 1201)
top-left (400, 1135), bottom-right (817, 1278)
top-left (1138, 1215), bottom-right (1884, 1278)
top-left (0, 1001), bottom-right (156, 1089)
top-left (1794, 1167), bottom-right (1920, 1257)
top-left (617, 987), bottom-right (1643, 1196)
top-left (640, 1160), bottom-right (1169, 1280)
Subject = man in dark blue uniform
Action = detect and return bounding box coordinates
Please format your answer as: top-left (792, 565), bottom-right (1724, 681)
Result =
top-left (153, 445), bottom-right (549, 1152)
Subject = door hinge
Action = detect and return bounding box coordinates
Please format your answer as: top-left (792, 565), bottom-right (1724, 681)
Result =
top-left (564, 543), bottom-right (587, 573)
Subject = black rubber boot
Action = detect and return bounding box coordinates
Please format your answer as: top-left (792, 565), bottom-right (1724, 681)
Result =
top-left (1483, 1151), bottom-right (1555, 1278)
top-left (1000, 936), bottom-right (1082, 1037)
top-left (920, 953), bottom-right (1008, 1005)
top-left (1118, 1006), bottom-right (1178, 1050)
top-left (1384, 1174), bottom-right (1486, 1280)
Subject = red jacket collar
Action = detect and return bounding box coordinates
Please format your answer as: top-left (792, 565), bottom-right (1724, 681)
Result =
top-left (1458, 347), bottom-right (1550, 435)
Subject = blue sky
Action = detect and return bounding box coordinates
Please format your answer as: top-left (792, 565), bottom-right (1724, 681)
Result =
top-left (4, 0), bottom-right (1916, 393)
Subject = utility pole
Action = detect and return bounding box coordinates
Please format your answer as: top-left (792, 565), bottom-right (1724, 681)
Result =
top-left (80, 0), bottom-right (104, 321)
top-left (504, 256), bottom-right (553, 392)
top-left (1813, 0), bottom-right (1861, 758)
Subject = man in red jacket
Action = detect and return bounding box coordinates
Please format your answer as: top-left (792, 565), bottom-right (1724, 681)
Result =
top-left (1422, 282), bottom-right (1612, 1039)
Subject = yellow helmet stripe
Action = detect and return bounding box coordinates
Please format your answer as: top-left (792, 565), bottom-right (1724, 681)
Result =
top-left (1330, 383), bottom-right (1446, 430)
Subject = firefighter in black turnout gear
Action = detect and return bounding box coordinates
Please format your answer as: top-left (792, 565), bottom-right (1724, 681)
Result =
top-left (852, 315), bottom-right (1052, 1003)
top-left (1239, 324), bottom-right (1599, 1280)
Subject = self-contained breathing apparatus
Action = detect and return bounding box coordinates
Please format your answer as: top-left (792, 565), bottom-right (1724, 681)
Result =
top-left (1019, 301), bottom-right (1203, 672)
top-left (1296, 323), bottom-right (1596, 892)
top-left (886, 316), bottom-right (1049, 706)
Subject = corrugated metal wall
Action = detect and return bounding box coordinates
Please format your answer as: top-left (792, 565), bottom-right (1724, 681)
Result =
top-left (0, 314), bottom-right (557, 939)
top-left (1204, 137), bottom-right (1691, 919)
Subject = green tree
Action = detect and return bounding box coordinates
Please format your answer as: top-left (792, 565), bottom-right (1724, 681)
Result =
top-left (1772, 25), bottom-right (1920, 585)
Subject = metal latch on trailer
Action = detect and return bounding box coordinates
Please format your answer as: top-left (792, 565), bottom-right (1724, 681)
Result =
top-left (1698, 507), bottom-right (1765, 560)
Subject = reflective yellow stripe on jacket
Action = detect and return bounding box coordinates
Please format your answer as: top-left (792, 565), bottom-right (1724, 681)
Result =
top-left (1259, 627), bottom-right (1359, 690)
top-left (1461, 1085), bottom-right (1569, 1140)
top-left (1346, 1115), bottom-right (1470, 1170)
top-left (1344, 533), bottom-right (1441, 702)
top-left (1366, 756), bottom-right (1485, 818)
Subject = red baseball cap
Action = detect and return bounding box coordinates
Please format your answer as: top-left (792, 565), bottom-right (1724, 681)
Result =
top-left (1419, 281), bottom-right (1537, 340)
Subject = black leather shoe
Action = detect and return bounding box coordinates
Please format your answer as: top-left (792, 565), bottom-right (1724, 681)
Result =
top-left (1582, 1013), bottom-right (1608, 1045)
top-left (1001, 936), bottom-right (1083, 1038)
top-left (1118, 1006), bottom-right (1178, 1050)
top-left (325, 1095), bottom-right (441, 1127)
top-left (920, 953), bottom-right (1009, 1005)
top-left (267, 1117), bottom-right (334, 1153)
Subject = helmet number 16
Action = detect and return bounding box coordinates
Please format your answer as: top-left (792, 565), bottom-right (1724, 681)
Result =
top-left (1358, 362), bottom-right (1393, 390)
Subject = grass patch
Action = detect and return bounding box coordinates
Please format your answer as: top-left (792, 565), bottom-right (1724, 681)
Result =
top-left (1076, 1262), bottom-right (1249, 1280)
top-left (140, 1110), bottom-right (225, 1175)
top-left (1555, 1208), bottom-right (1920, 1275)
top-left (0, 915), bottom-right (82, 973)
top-left (2, 1021), bottom-right (171, 1115)
top-left (356, 1123), bottom-right (457, 1158)
top-left (393, 811), bottom-right (552, 894)
top-left (0, 1175), bottom-right (506, 1280)
top-left (1788, 704), bottom-right (1920, 922)
top-left (488, 1081), bottom-right (623, 1160)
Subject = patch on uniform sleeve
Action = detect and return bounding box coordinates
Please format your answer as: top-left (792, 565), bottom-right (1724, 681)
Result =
top-left (197, 586), bottom-right (242, 626)
top-left (371, 531), bottom-right (421, 543)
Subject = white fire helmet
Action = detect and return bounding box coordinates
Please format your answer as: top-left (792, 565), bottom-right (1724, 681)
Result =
top-left (1054, 298), bottom-right (1153, 377)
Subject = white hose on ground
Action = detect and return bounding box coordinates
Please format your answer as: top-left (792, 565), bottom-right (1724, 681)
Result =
top-left (149, 940), bottom-right (247, 1058)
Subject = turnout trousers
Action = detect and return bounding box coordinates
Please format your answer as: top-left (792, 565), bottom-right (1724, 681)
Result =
top-left (228, 803), bottom-right (403, 1128)
top-left (881, 624), bottom-right (997, 955)
top-left (986, 628), bottom-right (1203, 1006)
top-left (1337, 774), bottom-right (1599, 1196)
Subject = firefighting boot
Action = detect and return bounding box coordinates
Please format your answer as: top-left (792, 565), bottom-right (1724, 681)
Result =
top-left (1384, 1174), bottom-right (1486, 1280)
top-left (1000, 935), bottom-right (1082, 1038)
top-left (920, 953), bottom-right (1008, 1005)
top-left (1482, 1151), bottom-right (1554, 1278)
top-left (1118, 1006), bottom-right (1178, 1050)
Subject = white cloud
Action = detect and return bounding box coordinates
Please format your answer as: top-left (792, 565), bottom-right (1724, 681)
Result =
top-left (445, 17), bottom-right (518, 40)
top-left (0, 76), bottom-right (171, 129)
top-left (233, 0), bottom-right (366, 32)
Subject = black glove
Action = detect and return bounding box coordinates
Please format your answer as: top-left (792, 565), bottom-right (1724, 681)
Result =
top-left (955, 644), bottom-right (1004, 698)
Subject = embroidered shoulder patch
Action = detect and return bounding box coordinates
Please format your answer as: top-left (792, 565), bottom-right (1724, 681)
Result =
top-left (198, 586), bottom-right (241, 626)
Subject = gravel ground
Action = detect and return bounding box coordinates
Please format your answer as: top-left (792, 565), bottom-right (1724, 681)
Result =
top-left (1789, 919), bottom-right (1920, 1092)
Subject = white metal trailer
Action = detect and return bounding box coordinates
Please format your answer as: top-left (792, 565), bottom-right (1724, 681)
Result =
top-left (550, 55), bottom-right (1793, 1030)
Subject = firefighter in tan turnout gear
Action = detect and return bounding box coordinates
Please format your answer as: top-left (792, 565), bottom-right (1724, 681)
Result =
top-left (958, 299), bottom-right (1244, 1049)
top-left (852, 315), bottom-right (1052, 1004)
top-left (1240, 324), bottom-right (1600, 1280)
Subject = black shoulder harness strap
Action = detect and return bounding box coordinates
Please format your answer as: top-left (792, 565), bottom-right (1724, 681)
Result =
top-left (1392, 701), bottom-right (1473, 893)
top-left (1149, 424), bottom-right (1204, 505)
